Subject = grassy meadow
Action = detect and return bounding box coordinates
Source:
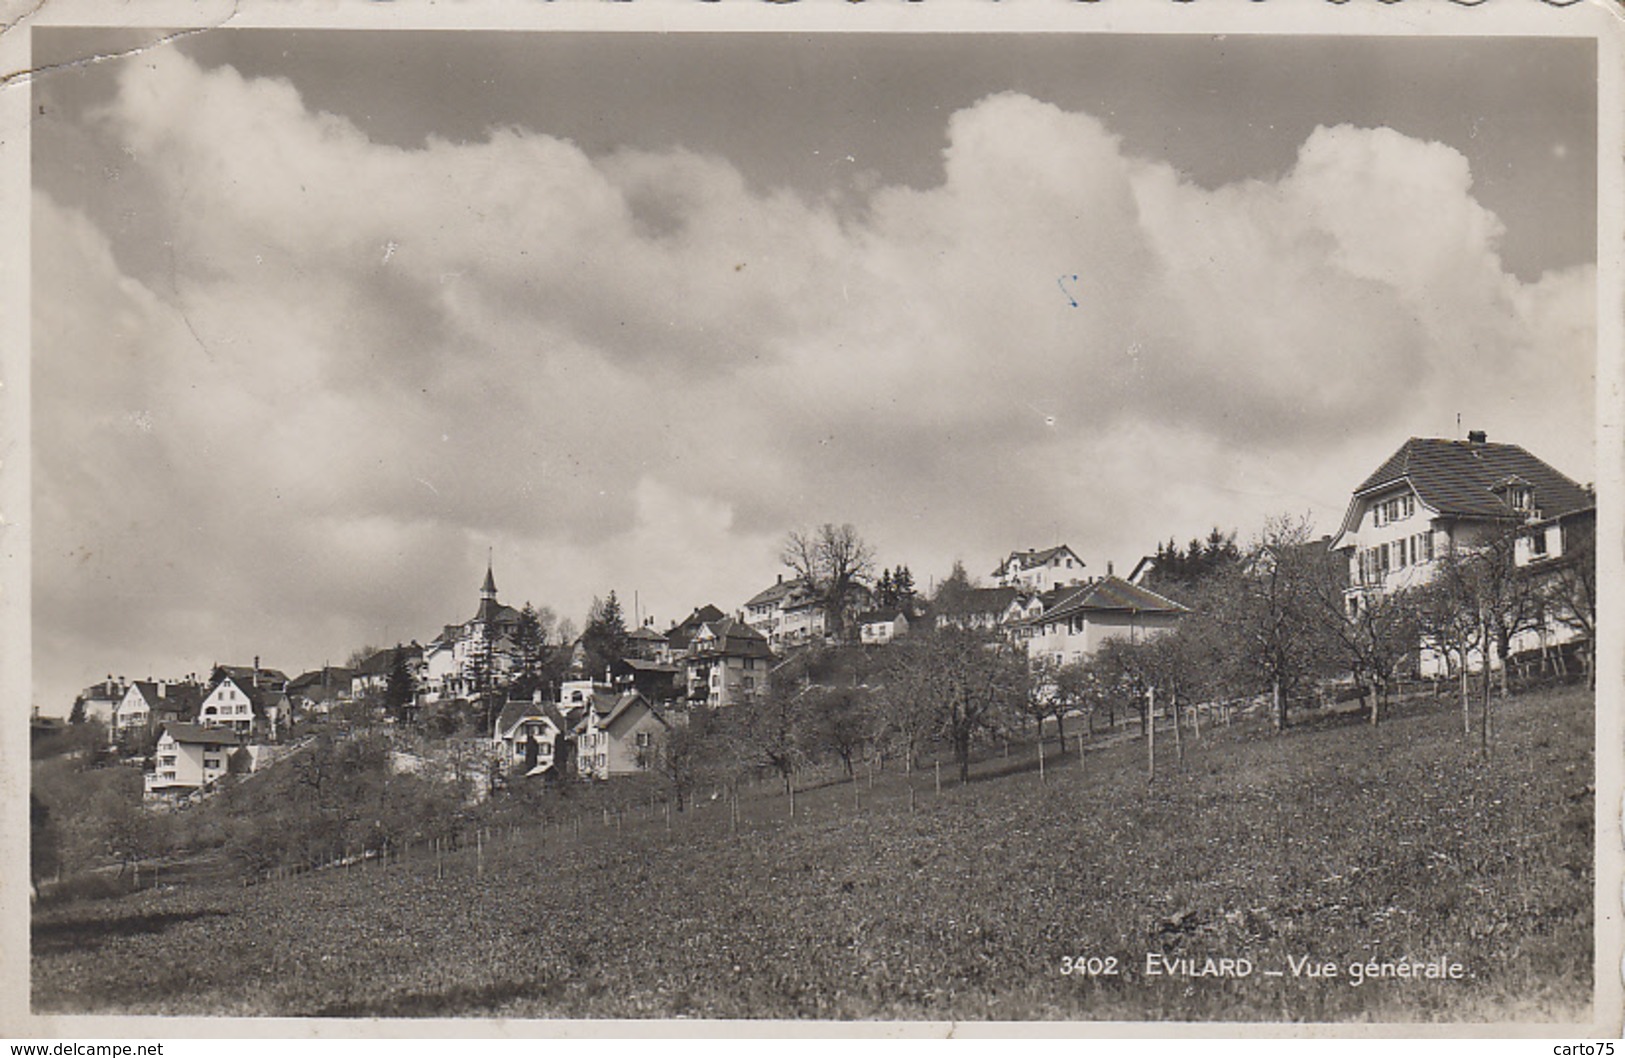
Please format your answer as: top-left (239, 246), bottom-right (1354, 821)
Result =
top-left (32, 685), bottom-right (1595, 1022)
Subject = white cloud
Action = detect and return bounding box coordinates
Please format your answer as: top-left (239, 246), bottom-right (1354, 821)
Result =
top-left (31, 54), bottom-right (1595, 711)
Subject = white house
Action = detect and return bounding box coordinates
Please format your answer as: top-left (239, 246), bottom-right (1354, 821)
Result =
top-left (685, 618), bottom-right (772, 707)
top-left (145, 723), bottom-right (248, 797)
top-left (196, 676), bottom-right (262, 736)
top-left (857, 610), bottom-right (910, 645)
top-left (1329, 433), bottom-right (1596, 675)
top-left (992, 545), bottom-right (1088, 593)
top-left (492, 695), bottom-right (566, 775)
top-left (1023, 577), bottom-right (1189, 668)
top-left (742, 575), bottom-right (828, 650)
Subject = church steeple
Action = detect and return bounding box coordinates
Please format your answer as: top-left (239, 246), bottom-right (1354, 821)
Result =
top-left (481, 552), bottom-right (497, 601)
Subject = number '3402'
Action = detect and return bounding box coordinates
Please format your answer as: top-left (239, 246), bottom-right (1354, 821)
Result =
top-left (1059, 956), bottom-right (1120, 976)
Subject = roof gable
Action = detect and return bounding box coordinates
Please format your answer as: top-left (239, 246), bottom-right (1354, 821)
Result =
top-left (1035, 577), bottom-right (1189, 625)
top-left (1353, 437), bottom-right (1591, 521)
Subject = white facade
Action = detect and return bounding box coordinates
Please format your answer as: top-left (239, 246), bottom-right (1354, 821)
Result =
top-left (145, 727), bottom-right (237, 796)
top-left (198, 677), bottom-right (256, 734)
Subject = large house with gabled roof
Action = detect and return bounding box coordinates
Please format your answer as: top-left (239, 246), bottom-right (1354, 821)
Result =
top-left (685, 617), bottom-right (772, 707)
top-left (1329, 432), bottom-right (1596, 675)
top-left (1023, 576), bottom-right (1190, 667)
top-left (1329, 433), bottom-right (1594, 601)
top-left (992, 545), bottom-right (1089, 593)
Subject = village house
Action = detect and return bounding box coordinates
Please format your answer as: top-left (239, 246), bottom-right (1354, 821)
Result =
top-left (1023, 576), bottom-right (1190, 668)
top-left (610, 656), bottom-right (684, 703)
top-left (742, 575), bottom-right (828, 650)
top-left (663, 604), bottom-right (727, 660)
top-left (932, 585), bottom-right (1023, 635)
top-left (75, 677), bottom-right (127, 725)
top-left (625, 623), bottom-right (670, 661)
top-left (492, 694), bottom-right (568, 775)
top-left (685, 617), bottom-right (772, 707)
top-left (1329, 432), bottom-right (1595, 674)
top-left (992, 545), bottom-right (1089, 593)
top-left (287, 666), bottom-right (355, 716)
top-left (196, 675), bottom-right (268, 737)
top-left (144, 723), bottom-right (250, 798)
top-left (857, 609), bottom-right (911, 645)
top-left (422, 564), bottom-right (524, 701)
top-left (574, 690), bottom-right (674, 780)
top-left (111, 678), bottom-right (203, 745)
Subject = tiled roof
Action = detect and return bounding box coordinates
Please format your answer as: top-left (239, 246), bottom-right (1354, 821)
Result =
top-left (214, 664), bottom-right (291, 689)
top-left (1033, 577), bottom-right (1190, 625)
top-left (995, 545), bottom-right (1079, 577)
top-left (934, 586), bottom-right (1020, 616)
top-left (627, 626), bottom-right (668, 643)
top-left (744, 577), bottom-right (811, 608)
top-left (160, 723), bottom-right (245, 746)
top-left (690, 617), bottom-right (774, 659)
top-left (1353, 437), bottom-right (1592, 521)
top-left (856, 610), bottom-right (907, 625)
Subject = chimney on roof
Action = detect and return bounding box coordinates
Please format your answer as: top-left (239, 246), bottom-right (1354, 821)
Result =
top-left (253, 656), bottom-right (261, 688)
top-left (777, 573), bottom-right (783, 585)
top-left (1107, 560), bottom-right (1114, 577)
top-left (1468, 430), bottom-right (1487, 444)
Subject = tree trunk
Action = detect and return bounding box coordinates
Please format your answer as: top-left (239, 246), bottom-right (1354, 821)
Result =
top-left (1272, 676), bottom-right (1285, 732)
top-left (1459, 653), bottom-right (1470, 735)
top-left (1495, 627), bottom-right (1512, 699)
top-left (1146, 687), bottom-right (1156, 783)
top-left (1171, 692), bottom-right (1184, 765)
top-left (956, 733), bottom-right (971, 785)
top-left (1055, 711), bottom-right (1066, 754)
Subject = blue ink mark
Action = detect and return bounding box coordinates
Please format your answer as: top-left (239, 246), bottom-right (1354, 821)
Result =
top-left (1057, 274), bottom-right (1080, 308)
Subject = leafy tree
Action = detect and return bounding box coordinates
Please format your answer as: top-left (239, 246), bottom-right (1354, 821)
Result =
top-left (782, 523), bottom-right (876, 642)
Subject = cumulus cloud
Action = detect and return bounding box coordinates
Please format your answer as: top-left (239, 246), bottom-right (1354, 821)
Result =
top-left (32, 50), bottom-right (1595, 709)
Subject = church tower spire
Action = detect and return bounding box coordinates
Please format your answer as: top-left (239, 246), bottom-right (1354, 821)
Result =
top-left (481, 551), bottom-right (497, 601)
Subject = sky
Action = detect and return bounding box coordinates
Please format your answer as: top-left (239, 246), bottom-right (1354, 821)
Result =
top-left (29, 29), bottom-right (1598, 713)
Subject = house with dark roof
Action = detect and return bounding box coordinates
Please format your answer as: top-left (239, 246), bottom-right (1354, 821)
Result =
top-left (742, 575), bottom-right (829, 650)
top-left (932, 586), bottom-right (1023, 635)
top-left (685, 617), bottom-right (772, 707)
top-left (1330, 433), bottom-right (1593, 593)
top-left (112, 679), bottom-right (204, 744)
top-left (144, 723), bottom-right (250, 798)
top-left (492, 694), bottom-right (568, 776)
top-left (196, 676), bottom-right (268, 737)
top-left (857, 609), bottom-right (911, 645)
top-left (574, 690), bottom-right (675, 779)
top-left (1023, 577), bottom-right (1190, 667)
top-left (664, 604), bottom-right (727, 657)
top-left (1330, 432), bottom-right (1596, 674)
top-left (610, 656), bottom-right (683, 703)
top-left (288, 666), bottom-right (355, 715)
top-left (992, 545), bottom-right (1088, 593)
top-left (626, 623), bottom-right (670, 662)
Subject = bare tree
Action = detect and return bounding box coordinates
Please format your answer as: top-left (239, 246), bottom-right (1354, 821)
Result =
top-left (1541, 521), bottom-right (1596, 687)
top-left (782, 523), bottom-right (876, 643)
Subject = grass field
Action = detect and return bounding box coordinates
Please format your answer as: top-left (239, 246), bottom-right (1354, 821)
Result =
top-left (32, 685), bottom-right (1595, 1022)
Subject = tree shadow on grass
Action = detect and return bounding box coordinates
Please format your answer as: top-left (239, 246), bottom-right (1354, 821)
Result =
top-left (32, 909), bottom-right (231, 957)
